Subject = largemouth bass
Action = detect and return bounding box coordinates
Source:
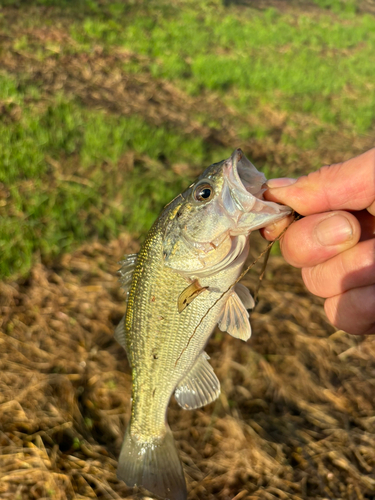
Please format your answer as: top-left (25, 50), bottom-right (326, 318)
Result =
top-left (115, 149), bottom-right (291, 500)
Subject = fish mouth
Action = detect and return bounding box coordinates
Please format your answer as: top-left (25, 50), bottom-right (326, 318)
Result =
top-left (224, 148), bottom-right (268, 210)
top-left (232, 149), bottom-right (266, 193)
top-left (223, 148), bottom-right (292, 232)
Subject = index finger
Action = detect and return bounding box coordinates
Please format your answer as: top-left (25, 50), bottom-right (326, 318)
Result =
top-left (265, 148), bottom-right (375, 216)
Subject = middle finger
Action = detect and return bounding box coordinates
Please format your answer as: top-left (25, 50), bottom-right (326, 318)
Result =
top-left (301, 238), bottom-right (375, 298)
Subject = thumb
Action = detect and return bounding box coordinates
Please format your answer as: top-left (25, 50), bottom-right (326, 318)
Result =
top-left (266, 148), bottom-right (375, 216)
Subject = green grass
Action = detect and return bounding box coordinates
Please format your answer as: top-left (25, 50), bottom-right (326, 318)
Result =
top-left (65, 2), bottom-right (375, 137)
top-left (0, 71), bottom-right (231, 277)
top-left (0, 0), bottom-right (374, 279)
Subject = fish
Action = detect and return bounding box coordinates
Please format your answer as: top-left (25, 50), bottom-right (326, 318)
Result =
top-left (115, 149), bottom-right (291, 500)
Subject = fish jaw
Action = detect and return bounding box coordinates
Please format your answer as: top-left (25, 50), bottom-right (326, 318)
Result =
top-left (234, 201), bottom-right (291, 234)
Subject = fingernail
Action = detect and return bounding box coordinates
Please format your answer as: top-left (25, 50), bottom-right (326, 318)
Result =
top-left (267, 178), bottom-right (297, 188)
top-left (315, 215), bottom-right (353, 246)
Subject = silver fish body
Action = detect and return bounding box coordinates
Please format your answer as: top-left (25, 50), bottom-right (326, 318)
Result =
top-left (115, 149), bottom-right (291, 499)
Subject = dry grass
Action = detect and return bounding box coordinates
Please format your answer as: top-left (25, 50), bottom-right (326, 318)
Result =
top-left (1, 233), bottom-right (375, 499)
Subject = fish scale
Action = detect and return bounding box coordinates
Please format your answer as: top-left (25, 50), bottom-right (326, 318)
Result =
top-left (126, 202), bottom-right (226, 438)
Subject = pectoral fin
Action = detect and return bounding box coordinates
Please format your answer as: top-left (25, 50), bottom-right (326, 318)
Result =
top-left (178, 279), bottom-right (208, 313)
top-left (218, 285), bottom-right (253, 341)
top-left (174, 352), bottom-right (220, 410)
top-left (234, 283), bottom-right (255, 310)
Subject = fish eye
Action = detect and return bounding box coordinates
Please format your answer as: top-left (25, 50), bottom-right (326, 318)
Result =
top-left (194, 183), bottom-right (214, 202)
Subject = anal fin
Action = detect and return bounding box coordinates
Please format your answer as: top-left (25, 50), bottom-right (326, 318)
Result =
top-left (174, 352), bottom-right (220, 410)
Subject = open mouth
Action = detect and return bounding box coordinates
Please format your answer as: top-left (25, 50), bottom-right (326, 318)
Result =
top-left (224, 148), bottom-right (269, 211)
top-left (223, 148), bottom-right (292, 229)
top-left (231, 149), bottom-right (268, 197)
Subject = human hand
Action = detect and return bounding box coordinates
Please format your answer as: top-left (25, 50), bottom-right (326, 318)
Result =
top-left (262, 149), bottom-right (375, 335)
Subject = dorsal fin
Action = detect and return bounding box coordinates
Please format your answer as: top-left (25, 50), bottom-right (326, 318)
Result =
top-left (115, 254), bottom-right (137, 351)
top-left (174, 352), bottom-right (220, 410)
top-left (118, 253), bottom-right (137, 294)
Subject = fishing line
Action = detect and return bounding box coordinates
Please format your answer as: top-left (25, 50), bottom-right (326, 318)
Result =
top-left (252, 212), bottom-right (302, 305)
top-left (252, 241), bottom-right (273, 306)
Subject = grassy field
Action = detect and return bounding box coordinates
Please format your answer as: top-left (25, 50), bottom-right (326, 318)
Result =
top-left (1, 0), bottom-right (375, 279)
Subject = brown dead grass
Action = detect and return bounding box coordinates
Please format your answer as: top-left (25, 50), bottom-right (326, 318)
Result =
top-left (1, 233), bottom-right (375, 499)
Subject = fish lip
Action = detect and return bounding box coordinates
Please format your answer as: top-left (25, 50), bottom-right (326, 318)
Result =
top-left (230, 149), bottom-right (247, 190)
top-left (223, 148), bottom-right (292, 225)
top-left (223, 148), bottom-right (264, 212)
top-left (226, 149), bottom-right (246, 191)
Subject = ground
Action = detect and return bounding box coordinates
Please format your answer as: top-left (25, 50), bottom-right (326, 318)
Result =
top-left (1, 0), bottom-right (375, 498)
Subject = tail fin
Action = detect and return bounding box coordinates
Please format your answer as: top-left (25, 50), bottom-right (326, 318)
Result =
top-left (117, 425), bottom-right (187, 500)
